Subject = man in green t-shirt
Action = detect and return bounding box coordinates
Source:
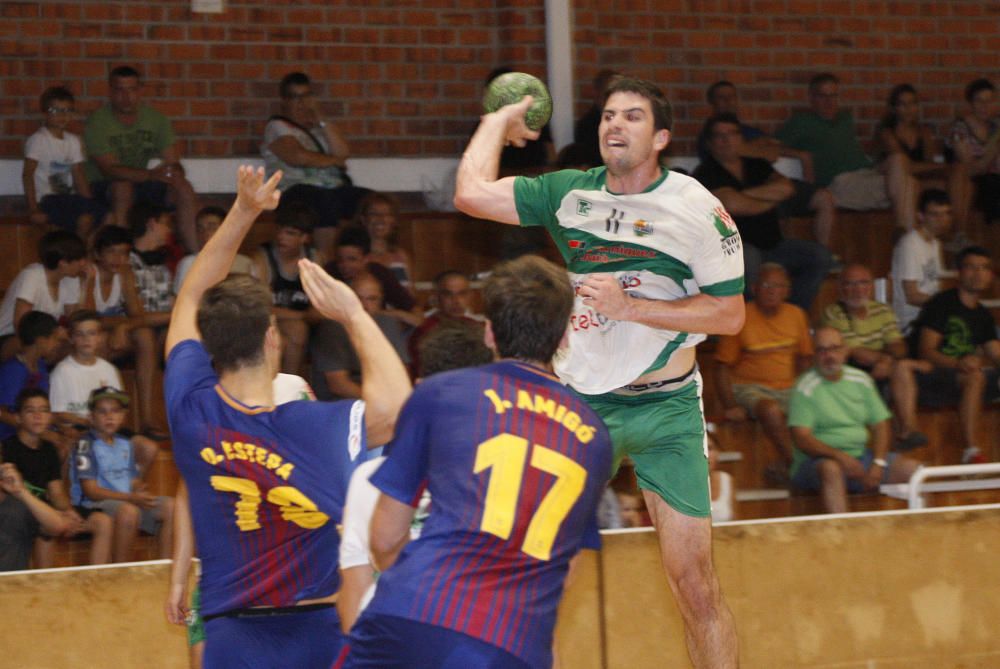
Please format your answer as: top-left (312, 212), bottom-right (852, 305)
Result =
top-left (788, 327), bottom-right (919, 513)
top-left (454, 77), bottom-right (742, 669)
top-left (84, 66), bottom-right (198, 252)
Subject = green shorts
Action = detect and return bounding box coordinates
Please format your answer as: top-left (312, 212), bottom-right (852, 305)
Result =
top-left (583, 378), bottom-right (709, 517)
top-left (188, 585), bottom-right (205, 647)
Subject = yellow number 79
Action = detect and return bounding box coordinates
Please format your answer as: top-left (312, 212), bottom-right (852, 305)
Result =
top-left (473, 433), bottom-right (587, 561)
top-left (210, 475), bottom-right (329, 532)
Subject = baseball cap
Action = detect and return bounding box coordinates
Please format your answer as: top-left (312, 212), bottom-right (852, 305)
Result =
top-left (87, 386), bottom-right (130, 410)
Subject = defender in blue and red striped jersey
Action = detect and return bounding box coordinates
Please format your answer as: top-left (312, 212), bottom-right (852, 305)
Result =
top-left (337, 256), bottom-right (612, 669)
top-left (164, 167), bottom-right (411, 669)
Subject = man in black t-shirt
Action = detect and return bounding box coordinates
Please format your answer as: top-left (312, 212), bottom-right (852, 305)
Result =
top-left (911, 246), bottom-right (1000, 464)
top-left (693, 114), bottom-right (832, 310)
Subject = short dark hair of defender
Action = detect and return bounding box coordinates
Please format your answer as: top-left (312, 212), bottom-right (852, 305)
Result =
top-left (703, 113), bottom-right (742, 140)
top-left (482, 256), bottom-right (573, 363)
top-left (93, 224), bottom-right (133, 254)
top-left (109, 65), bottom-right (141, 82)
top-left (127, 201), bottom-right (171, 239)
top-left (964, 78), bottom-right (994, 104)
top-left (279, 72), bottom-right (311, 99)
top-left (67, 309), bottom-right (101, 335)
top-left (418, 322), bottom-right (493, 378)
top-left (808, 72), bottom-right (839, 94)
top-left (336, 225), bottom-right (372, 255)
top-left (955, 245), bottom-right (992, 271)
top-left (918, 188), bottom-right (950, 213)
top-left (601, 76), bottom-right (673, 132)
top-left (16, 311), bottom-right (58, 346)
top-left (39, 86), bottom-right (74, 113)
top-left (14, 387), bottom-right (49, 413)
top-left (38, 229), bottom-right (86, 270)
top-left (197, 275), bottom-right (273, 372)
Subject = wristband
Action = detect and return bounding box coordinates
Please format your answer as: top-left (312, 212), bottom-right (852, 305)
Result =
top-left (872, 458), bottom-right (888, 468)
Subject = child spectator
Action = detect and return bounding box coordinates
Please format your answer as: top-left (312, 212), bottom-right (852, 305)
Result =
top-left (0, 312), bottom-right (62, 442)
top-left (0, 229), bottom-right (86, 360)
top-left (70, 386), bottom-right (174, 562)
top-left (0, 462), bottom-right (68, 572)
top-left (891, 189), bottom-right (951, 335)
top-left (354, 192), bottom-right (412, 287)
top-left (947, 79), bottom-right (1000, 227)
top-left (173, 205), bottom-right (255, 294)
top-left (49, 310), bottom-right (124, 426)
top-left (22, 86), bottom-right (105, 238)
top-left (2, 389), bottom-right (112, 566)
top-left (127, 201), bottom-right (175, 316)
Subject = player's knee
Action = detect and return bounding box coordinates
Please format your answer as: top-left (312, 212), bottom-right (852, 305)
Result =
top-left (669, 559), bottom-right (722, 620)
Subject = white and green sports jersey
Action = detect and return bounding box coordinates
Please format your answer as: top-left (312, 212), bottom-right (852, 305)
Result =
top-left (514, 167), bottom-right (744, 395)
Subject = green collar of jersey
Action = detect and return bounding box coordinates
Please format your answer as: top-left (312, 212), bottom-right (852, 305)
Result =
top-left (604, 166), bottom-right (669, 196)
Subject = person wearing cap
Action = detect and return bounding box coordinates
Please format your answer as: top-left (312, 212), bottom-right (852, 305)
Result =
top-left (69, 385), bottom-right (174, 562)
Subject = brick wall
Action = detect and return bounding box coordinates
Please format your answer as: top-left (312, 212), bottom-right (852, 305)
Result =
top-left (0, 0), bottom-right (997, 160)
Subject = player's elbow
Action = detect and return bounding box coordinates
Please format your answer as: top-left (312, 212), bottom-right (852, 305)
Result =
top-left (714, 298), bottom-right (745, 335)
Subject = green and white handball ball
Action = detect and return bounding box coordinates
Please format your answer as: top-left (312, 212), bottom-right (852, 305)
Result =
top-left (482, 72), bottom-right (553, 131)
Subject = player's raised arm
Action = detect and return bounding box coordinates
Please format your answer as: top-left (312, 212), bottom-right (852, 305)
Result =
top-left (166, 166), bottom-right (281, 357)
top-left (453, 96), bottom-right (539, 225)
top-left (299, 259), bottom-right (411, 446)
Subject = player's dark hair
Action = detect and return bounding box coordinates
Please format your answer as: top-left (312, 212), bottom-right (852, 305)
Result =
top-left (67, 309), bottom-right (101, 335)
top-left (40, 86), bottom-right (74, 113)
top-left (109, 65), bottom-right (141, 82)
top-left (955, 245), bottom-right (992, 270)
top-left (704, 113), bottom-right (742, 140)
top-left (706, 80), bottom-right (735, 104)
top-left (14, 387), bottom-right (49, 413)
top-left (602, 76), bottom-right (673, 131)
top-left (280, 72), bottom-right (311, 99)
top-left (197, 275), bottom-right (273, 373)
top-left (482, 255), bottom-right (573, 363)
top-left (808, 72), bottom-right (839, 94)
top-left (16, 311), bottom-right (58, 346)
top-left (127, 201), bottom-right (170, 239)
top-left (38, 229), bottom-right (86, 270)
top-left (336, 225), bottom-right (371, 255)
top-left (964, 78), bottom-right (994, 104)
top-left (274, 201), bottom-right (317, 234)
top-left (418, 322), bottom-right (493, 378)
top-left (918, 188), bottom-right (949, 213)
top-left (93, 224), bottom-right (133, 254)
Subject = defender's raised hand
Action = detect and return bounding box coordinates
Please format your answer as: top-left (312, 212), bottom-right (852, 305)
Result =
top-left (299, 259), bottom-right (364, 324)
top-left (235, 165), bottom-right (282, 214)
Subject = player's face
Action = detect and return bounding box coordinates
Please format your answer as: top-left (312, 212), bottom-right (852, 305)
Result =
top-left (958, 254), bottom-right (993, 294)
top-left (335, 246), bottom-right (367, 280)
top-left (96, 243), bottom-right (131, 274)
top-left (70, 319), bottom-right (103, 358)
top-left (438, 275), bottom-right (471, 318)
top-left (708, 122), bottom-right (743, 163)
top-left (599, 92), bottom-right (669, 177)
top-left (838, 267), bottom-right (873, 310)
top-left (810, 81), bottom-right (839, 120)
top-left (18, 397), bottom-right (52, 437)
top-left (917, 202), bottom-right (952, 238)
top-left (710, 85), bottom-right (738, 115)
top-left (91, 398), bottom-right (126, 437)
top-left (814, 331), bottom-right (847, 380)
top-left (362, 202), bottom-right (396, 241)
top-left (110, 76), bottom-right (141, 116)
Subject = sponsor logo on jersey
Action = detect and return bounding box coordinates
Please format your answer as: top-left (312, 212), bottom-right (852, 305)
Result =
top-left (576, 199), bottom-right (592, 215)
top-left (633, 219), bottom-right (653, 236)
top-left (568, 239), bottom-right (586, 249)
top-left (712, 206), bottom-right (738, 238)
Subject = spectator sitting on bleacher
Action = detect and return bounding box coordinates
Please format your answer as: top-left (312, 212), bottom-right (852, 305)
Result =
top-left (715, 264), bottom-right (813, 484)
top-left (821, 263), bottom-right (930, 452)
top-left (128, 202), bottom-right (175, 320)
top-left (69, 386), bottom-right (174, 562)
top-left (22, 86), bottom-right (105, 240)
top-left (788, 327), bottom-right (920, 514)
top-left (694, 113), bottom-right (833, 311)
top-left (83, 225), bottom-right (164, 438)
top-left (2, 388), bottom-right (112, 567)
top-left (0, 229), bottom-right (85, 361)
top-left (84, 66), bottom-right (199, 253)
top-left (947, 78), bottom-right (1000, 227)
top-left (407, 270), bottom-right (484, 377)
top-left (251, 201), bottom-right (326, 374)
top-left (173, 206), bottom-right (255, 294)
top-left (309, 272), bottom-right (410, 401)
top-left (574, 69), bottom-right (621, 168)
top-left (326, 226), bottom-right (422, 328)
top-left (355, 192), bottom-right (413, 288)
top-left (0, 461), bottom-right (68, 573)
top-left (891, 189), bottom-right (950, 335)
top-left (910, 246), bottom-right (1000, 465)
top-left (0, 312), bottom-right (62, 443)
top-left (777, 73), bottom-right (916, 230)
top-left (262, 71), bottom-right (370, 257)
top-left (875, 84), bottom-right (973, 239)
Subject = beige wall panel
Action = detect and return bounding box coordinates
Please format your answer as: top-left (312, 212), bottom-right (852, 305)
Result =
top-left (554, 548), bottom-right (604, 669)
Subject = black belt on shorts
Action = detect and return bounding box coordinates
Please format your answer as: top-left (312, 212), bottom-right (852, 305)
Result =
top-left (622, 365), bottom-right (696, 392)
top-left (202, 601), bottom-right (335, 623)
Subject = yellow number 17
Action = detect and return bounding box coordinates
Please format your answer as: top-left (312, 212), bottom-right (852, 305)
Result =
top-left (473, 433), bottom-right (587, 561)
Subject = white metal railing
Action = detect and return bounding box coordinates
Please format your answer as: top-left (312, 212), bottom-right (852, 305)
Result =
top-left (880, 463), bottom-right (1000, 509)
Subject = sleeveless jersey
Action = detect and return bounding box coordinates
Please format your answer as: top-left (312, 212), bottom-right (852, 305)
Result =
top-left (366, 361), bottom-right (612, 669)
top-left (263, 243), bottom-right (312, 311)
top-left (165, 340), bottom-right (366, 618)
top-left (514, 167), bottom-right (744, 394)
top-left (93, 272), bottom-right (124, 316)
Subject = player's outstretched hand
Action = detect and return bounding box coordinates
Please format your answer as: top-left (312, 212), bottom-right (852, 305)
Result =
top-left (299, 259), bottom-right (364, 324)
top-left (235, 165), bottom-right (282, 214)
top-left (578, 274), bottom-right (633, 321)
top-left (497, 96), bottom-right (542, 148)
top-left (164, 582), bottom-right (189, 626)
